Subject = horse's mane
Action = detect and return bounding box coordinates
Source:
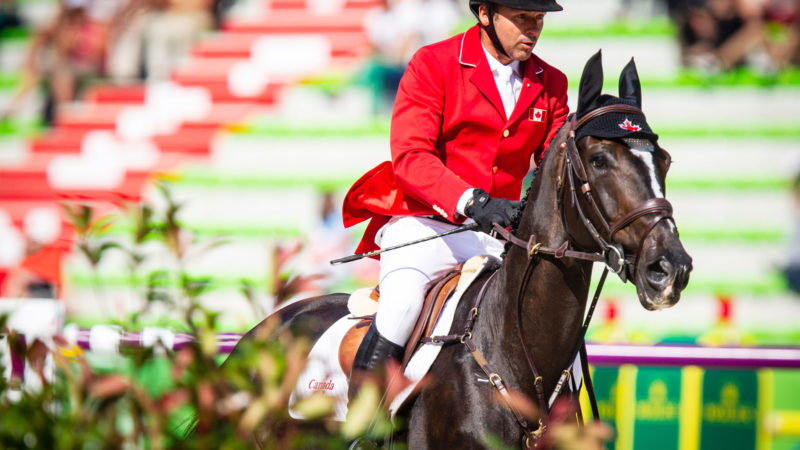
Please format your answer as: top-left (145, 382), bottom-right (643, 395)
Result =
top-left (502, 119), bottom-right (573, 255)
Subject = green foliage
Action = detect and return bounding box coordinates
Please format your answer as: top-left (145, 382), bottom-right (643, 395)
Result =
top-left (0, 181), bottom-right (621, 448)
top-left (0, 182), bottom-right (370, 448)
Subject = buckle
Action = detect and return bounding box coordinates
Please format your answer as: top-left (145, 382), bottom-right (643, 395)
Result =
top-left (604, 244), bottom-right (627, 281)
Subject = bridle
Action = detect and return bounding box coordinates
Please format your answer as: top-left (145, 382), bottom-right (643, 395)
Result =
top-left (431, 104), bottom-right (676, 448)
top-left (559, 105), bottom-right (674, 282)
top-left (497, 104), bottom-right (674, 282)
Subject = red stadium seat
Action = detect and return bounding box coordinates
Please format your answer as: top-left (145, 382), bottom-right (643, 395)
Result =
top-left (268, 0), bottom-right (382, 10)
top-left (0, 154), bottom-right (183, 201)
top-left (30, 129), bottom-right (87, 154)
top-left (192, 31), bottom-right (369, 59)
top-left (84, 85), bottom-right (147, 104)
top-left (224, 9), bottom-right (369, 34)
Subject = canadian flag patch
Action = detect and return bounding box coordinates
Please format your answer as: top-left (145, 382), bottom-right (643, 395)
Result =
top-left (529, 108), bottom-right (546, 122)
top-left (619, 118), bottom-right (641, 132)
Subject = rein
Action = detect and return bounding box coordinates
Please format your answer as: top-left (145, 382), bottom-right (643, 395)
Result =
top-left (507, 106), bottom-right (673, 410)
top-left (426, 105), bottom-right (675, 448)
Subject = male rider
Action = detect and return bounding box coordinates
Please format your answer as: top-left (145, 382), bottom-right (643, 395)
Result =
top-left (342, 0), bottom-right (569, 396)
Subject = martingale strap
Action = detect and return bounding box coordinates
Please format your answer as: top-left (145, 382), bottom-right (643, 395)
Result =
top-left (422, 272), bottom-right (545, 445)
top-left (463, 334), bottom-right (545, 448)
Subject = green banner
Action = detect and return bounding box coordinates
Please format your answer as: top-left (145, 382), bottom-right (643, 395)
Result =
top-left (585, 366), bottom-right (620, 449)
top-left (632, 367), bottom-right (683, 450)
top-left (700, 369), bottom-right (758, 450)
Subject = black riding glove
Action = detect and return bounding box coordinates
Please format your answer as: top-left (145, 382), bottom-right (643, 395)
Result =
top-left (463, 189), bottom-right (521, 234)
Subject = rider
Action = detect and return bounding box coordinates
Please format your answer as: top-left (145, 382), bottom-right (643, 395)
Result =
top-left (342, 0), bottom-right (569, 397)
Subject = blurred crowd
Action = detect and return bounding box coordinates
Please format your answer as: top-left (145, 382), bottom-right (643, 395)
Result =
top-left (3, 0), bottom-right (228, 126)
top-left (4, 0), bottom-right (797, 126)
top-left (785, 170), bottom-right (800, 295)
top-left (666, 0), bottom-right (800, 72)
top-left (359, 0), bottom-right (463, 115)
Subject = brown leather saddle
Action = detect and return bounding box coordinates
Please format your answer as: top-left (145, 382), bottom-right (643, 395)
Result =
top-left (338, 263), bottom-right (465, 375)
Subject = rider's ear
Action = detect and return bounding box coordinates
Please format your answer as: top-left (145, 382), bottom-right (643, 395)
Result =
top-left (477, 4), bottom-right (491, 26)
top-left (577, 50), bottom-right (603, 117)
top-left (619, 58), bottom-right (642, 108)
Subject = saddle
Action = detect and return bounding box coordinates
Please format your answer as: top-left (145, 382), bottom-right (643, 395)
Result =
top-left (338, 263), bottom-right (467, 374)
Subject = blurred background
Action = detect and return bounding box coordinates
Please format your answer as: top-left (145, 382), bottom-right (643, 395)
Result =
top-left (0, 0), bottom-right (799, 448)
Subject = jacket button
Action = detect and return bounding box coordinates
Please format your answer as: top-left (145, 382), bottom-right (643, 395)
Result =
top-left (503, 129), bottom-right (510, 138)
top-left (492, 165), bottom-right (498, 174)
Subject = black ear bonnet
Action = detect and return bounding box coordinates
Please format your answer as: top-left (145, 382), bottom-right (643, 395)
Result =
top-left (575, 51), bottom-right (658, 143)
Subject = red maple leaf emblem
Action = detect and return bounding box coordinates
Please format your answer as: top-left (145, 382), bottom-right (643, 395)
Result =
top-left (619, 118), bottom-right (641, 132)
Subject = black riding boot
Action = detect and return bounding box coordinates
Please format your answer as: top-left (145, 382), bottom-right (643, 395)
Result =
top-left (348, 321), bottom-right (404, 402)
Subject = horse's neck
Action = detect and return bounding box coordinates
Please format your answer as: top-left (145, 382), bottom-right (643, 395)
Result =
top-left (487, 153), bottom-right (593, 395)
top-left (503, 149), bottom-right (586, 291)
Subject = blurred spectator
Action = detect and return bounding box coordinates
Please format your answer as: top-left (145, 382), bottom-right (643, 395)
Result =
top-left (4, 0), bottom-right (109, 126)
top-left (107, 0), bottom-right (212, 83)
top-left (2, 239), bottom-right (65, 299)
top-left (211, 0), bottom-right (236, 29)
top-left (146, 0), bottom-right (212, 80)
top-left (359, 0), bottom-right (461, 115)
top-left (674, 0), bottom-right (768, 71)
top-left (0, 0), bottom-right (23, 77)
top-left (306, 191), bottom-right (351, 293)
top-left (763, 0), bottom-right (800, 67)
top-left (784, 170), bottom-right (800, 295)
top-left (360, 0), bottom-right (419, 115)
top-left (302, 191), bottom-right (380, 293)
top-left (106, 0), bottom-right (160, 82)
top-left (0, 0), bottom-right (22, 36)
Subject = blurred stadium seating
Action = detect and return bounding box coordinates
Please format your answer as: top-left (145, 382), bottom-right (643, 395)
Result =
top-left (0, 1), bottom-right (798, 448)
top-left (0, 0), bottom-right (797, 342)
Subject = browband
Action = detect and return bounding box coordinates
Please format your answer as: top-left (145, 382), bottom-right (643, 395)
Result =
top-left (575, 104), bottom-right (645, 130)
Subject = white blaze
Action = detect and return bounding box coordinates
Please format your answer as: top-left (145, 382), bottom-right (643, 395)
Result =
top-left (629, 146), bottom-right (677, 232)
top-left (629, 147), bottom-right (663, 198)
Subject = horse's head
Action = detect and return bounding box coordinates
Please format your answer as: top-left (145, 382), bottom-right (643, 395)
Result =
top-left (558, 51), bottom-right (692, 310)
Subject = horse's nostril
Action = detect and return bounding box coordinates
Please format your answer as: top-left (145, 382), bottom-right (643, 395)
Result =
top-left (645, 257), bottom-right (671, 285)
top-left (674, 264), bottom-right (691, 291)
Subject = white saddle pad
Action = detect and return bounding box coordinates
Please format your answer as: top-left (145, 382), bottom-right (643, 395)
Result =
top-left (288, 255), bottom-right (499, 421)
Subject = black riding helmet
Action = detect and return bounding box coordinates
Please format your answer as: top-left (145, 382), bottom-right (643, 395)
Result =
top-left (469, 0), bottom-right (563, 58)
top-left (469, 0), bottom-right (563, 16)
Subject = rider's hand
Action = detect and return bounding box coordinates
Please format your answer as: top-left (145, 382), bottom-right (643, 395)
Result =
top-left (463, 189), bottom-right (520, 234)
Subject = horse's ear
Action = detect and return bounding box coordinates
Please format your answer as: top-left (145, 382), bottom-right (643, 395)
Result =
top-left (619, 57), bottom-right (642, 107)
top-left (577, 50), bottom-right (603, 117)
top-left (655, 145), bottom-right (672, 176)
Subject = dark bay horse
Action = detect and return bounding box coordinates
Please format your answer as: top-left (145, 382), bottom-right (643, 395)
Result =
top-left (225, 51), bottom-right (692, 448)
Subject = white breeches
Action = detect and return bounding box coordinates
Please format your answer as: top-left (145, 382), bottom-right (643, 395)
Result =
top-left (374, 216), bottom-right (505, 346)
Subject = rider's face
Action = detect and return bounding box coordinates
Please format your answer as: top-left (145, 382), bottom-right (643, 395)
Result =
top-left (479, 5), bottom-right (545, 64)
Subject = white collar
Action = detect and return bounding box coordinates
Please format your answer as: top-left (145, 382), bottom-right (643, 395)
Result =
top-left (483, 47), bottom-right (520, 77)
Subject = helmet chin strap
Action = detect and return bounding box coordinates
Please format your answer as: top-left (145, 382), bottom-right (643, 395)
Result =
top-left (481, 3), bottom-right (510, 60)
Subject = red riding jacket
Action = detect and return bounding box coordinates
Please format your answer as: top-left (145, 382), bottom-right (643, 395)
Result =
top-left (342, 25), bottom-right (569, 255)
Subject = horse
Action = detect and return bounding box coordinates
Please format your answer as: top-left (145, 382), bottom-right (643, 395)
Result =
top-left (222, 51), bottom-right (693, 448)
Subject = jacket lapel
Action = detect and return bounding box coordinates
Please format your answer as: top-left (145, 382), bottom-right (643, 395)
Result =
top-left (460, 25), bottom-right (506, 120)
top-left (508, 58), bottom-right (544, 124)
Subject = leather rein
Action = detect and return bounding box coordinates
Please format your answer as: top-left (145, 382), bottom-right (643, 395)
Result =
top-left (424, 104), bottom-right (674, 448)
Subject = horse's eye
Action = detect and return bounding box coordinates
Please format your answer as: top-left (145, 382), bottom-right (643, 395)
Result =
top-left (590, 154), bottom-right (607, 169)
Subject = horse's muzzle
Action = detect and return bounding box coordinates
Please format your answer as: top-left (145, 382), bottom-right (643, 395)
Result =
top-left (638, 249), bottom-right (693, 310)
